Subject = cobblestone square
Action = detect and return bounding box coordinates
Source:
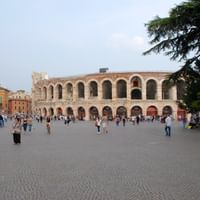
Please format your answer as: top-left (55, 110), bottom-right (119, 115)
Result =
top-left (0, 120), bottom-right (200, 200)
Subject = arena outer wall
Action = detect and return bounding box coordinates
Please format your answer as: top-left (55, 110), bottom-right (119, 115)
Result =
top-left (31, 71), bottom-right (186, 120)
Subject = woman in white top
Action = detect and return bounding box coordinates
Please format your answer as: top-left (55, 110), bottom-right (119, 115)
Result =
top-left (165, 115), bottom-right (172, 136)
top-left (12, 117), bottom-right (22, 144)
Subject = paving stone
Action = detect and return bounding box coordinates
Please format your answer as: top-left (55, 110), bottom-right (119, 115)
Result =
top-left (0, 120), bottom-right (200, 200)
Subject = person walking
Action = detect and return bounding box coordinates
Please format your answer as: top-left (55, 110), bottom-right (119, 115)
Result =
top-left (46, 116), bottom-right (51, 134)
top-left (165, 114), bottom-right (172, 136)
top-left (64, 115), bottom-right (67, 125)
top-left (66, 115), bottom-right (71, 126)
top-left (136, 115), bottom-right (140, 125)
top-left (95, 117), bottom-right (101, 134)
top-left (102, 116), bottom-right (108, 134)
top-left (115, 116), bottom-right (120, 126)
top-left (27, 116), bottom-right (33, 133)
top-left (0, 114), bottom-right (4, 127)
top-left (22, 116), bottom-right (28, 132)
top-left (131, 116), bottom-right (135, 125)
top-left (12, 117), bottom-right (22, 144)
top-left (122, 116), bottom-right (126, 127)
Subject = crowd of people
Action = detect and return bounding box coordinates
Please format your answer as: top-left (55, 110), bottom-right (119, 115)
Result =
top-left (0, 111), bottom-right (199, 145)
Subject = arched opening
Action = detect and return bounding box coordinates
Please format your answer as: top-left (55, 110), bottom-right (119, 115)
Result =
top-left (117, 80), bottom-right (127, 98)
top-left (42, 107), bottom-right (47, 117)
top-left (131, 106), bottom-right (142, 116)
top-left (146, 80), bottom-right (157, 99)
top-left (146, 106), bottom-right (158, 116)
top-left (89, 81), bottom-right (98, 97)
top-left (131, 89), bottom-right (142, 99)
top-left (48, 85), bottom-right (54, 100)
top-left (116, 106), bottom-right (127, 118)
top-left (66, 107), bottom-right (74, 115)
top-left (49, 107), bottom-right (54, 116)
top-left (38, 88), bottom-right (42, 99)
top-left (56, 84), bottom-right (63, 99)
top-left (89, 106), bottom-right (99, 120)
top-left (78, 82), bottom-right (85, 98)
top-left (102, 80), bottom-right (112, 99)
top-left (162, 80), bottom-right (173, 99)
top-left (176, 80), bottom-right (186, 100)
top-left (56, 107), bottom-right (63, 116)
top-left (38, 108), bottom-right (42, 115)
top-left (78, 107), bottom-right (85, 120)
top-left (43, 87), bottom-right (47, 100)
top-left (66, 83), bottom-right (73, 99)
top-left (102, 106), bottom-right (113, 120)
top-left (131, 76), bottom-right (142, 88)
top-left (162, 106), bottom-right (172, 116)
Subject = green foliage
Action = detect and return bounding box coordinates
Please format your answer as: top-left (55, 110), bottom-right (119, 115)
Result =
top-left (144, 0), bottom-right (200, 112)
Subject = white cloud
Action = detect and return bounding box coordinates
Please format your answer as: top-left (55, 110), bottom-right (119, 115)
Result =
top-left (108, 33), bottom-right (146, 50)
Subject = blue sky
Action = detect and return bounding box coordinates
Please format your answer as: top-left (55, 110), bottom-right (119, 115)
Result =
top-left (0, 0), bottom-right (183, 92)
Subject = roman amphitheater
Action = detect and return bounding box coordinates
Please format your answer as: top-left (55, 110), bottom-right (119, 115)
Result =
top-left (32, 71), bottom-right (186, 120)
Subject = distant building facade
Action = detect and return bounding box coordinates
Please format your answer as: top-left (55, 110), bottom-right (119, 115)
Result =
top-left (32, 71), bottom-right (186, 120)
top-left (8, 90), bottom-right (32, 115)
top-left (0, 87), bottom-right (10, 113)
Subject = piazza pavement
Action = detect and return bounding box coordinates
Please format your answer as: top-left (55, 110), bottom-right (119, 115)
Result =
top-left (0, 119), bottom-right (200, 200)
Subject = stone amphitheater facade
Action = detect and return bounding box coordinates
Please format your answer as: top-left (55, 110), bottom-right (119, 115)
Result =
top-left (32, 71), bottom-right (186, 120)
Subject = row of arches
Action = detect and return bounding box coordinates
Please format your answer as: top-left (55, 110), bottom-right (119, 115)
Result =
top-left (37, 105), bottom-right (186, 120)
top-left (38, 78), bottom-right (185, 101)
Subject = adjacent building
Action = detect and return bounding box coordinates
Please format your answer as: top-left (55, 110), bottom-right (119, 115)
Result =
top-left (0, 86), bottom-right (10, 113)
top-left (8, 90), bottom-right (32, 115)
top-left (32, 71), bottom-right (186, 120)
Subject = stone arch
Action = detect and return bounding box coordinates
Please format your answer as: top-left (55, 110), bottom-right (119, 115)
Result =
top-left (116, 106), bottom-right (127, 117)
top-left (66, 107), bottom-right (74, 115)
top-left (65, 82), bottom-right (73, 99)
top-left (56, 107), bottom-right (63, 116)
top-left (35, 108), bottom-right (39, 115)
top-left (102, 106), bottom-right (113, 120)
top-left (38, 108), bottom-right (42, 115)
top-left (176, 80), bottom-right (186, 100)
top-left (55, 83), bottom-right (63, 100)
top-left (48, 85), bottom-right (54, 100)
top-left (42, 107), bottom-right (47, 117)
top-left (131, 89), bottom-right (142, 99)
top-left (131, 106), bottom-right (143, 116)
top-left (130, 76), bottom-right (142, 88)
top-left (89, 81), bottom-right (98, 97)
top-left (77, 82), bottom-right (85, 98)
top-left (89, 106), bottom-right (99, 120)
top-left (146, 79), bottom-right (157, 99)
top-left (48, 107), bottom-right (54, 116)
top-left (116, 80), bottom-right (127, 98)
top-left (42, 86), bottom-right (47, 100)
top-left (37, 88), bottom-right (42, 99)
top-left (146, 105), bottom-right (158, 116)
top-left (162, 80), bottom-right (173, 99)
top-left (102, 80), bottom-right (112, 99)
top-left (162, 105), bottom-right (173, 115)
top-left (78, 106), bottom-right (85, 120)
